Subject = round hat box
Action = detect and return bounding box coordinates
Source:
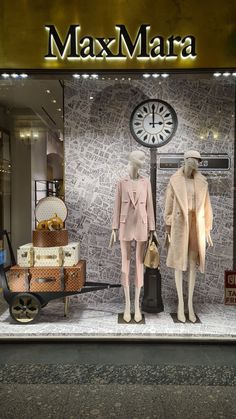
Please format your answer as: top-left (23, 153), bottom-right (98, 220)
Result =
top-left (33, 197), bottom-right (68, 247)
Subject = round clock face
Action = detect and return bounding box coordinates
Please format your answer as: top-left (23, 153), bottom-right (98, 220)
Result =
top-left (130, 99), bottom-right (178, 148)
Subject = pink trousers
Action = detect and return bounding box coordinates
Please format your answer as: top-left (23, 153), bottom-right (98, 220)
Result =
top-left (120, 240), bottom-right (146, 288)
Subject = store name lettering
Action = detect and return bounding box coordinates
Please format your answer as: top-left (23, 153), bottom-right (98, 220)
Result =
top-left (44, 24), bottom-right (197, 61)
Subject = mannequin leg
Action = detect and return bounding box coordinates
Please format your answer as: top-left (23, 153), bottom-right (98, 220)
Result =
top-left (120, 240), bottom-right (131, 322)
top-left (123, 286), bottom-right (131, 323)
top-left (188, 251), bottom-right (197, 323)
top-left (174, 269), bottom-right (186, 323)
top-left (134, 241), bottom-right (145, 322)
top-left (134, 287), bottom-right (142, 322)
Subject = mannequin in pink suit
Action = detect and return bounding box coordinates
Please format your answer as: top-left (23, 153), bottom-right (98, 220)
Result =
top-left (110, 150), bottom-right (156, 323)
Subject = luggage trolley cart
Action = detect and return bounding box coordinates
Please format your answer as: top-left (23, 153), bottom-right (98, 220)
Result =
top-left (0, 230), bottom-right (121, 324)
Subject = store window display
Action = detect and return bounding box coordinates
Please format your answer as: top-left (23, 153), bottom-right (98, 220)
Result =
top-left (110, 150), bottom-right (156, 323)
top-left (164, 150), bottom-right (213, 323)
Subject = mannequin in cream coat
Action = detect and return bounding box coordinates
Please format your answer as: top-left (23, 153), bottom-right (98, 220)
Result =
top-left (110, 150), bottom-right (156, 323)
top-left (164, 150), bottom-right (213, 323)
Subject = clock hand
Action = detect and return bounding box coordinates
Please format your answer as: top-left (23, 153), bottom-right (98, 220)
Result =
top-left (151, 104), bottom-right (155, 128)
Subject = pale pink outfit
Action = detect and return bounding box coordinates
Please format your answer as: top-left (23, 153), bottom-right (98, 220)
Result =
top-left (112, 176), bottom-right (155, 287)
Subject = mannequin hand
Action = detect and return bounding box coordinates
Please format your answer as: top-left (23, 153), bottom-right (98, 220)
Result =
top-left (164, 232), bottom-right (171, 247)
top-left (109, 230), bottom-right (117, 248)
top-left (165, 225), bottom-right (171, 234)
top-left (206, 232), bottom-right (213, 247)
top-left (149, 230), bottom-right (158, 243)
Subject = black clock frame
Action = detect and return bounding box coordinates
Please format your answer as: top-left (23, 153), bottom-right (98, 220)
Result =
top-left (129, 98), bottom-right (178, 148)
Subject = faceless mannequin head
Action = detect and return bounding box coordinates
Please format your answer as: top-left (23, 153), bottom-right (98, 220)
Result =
top-left (184, 150), bottom-right (201, 177)
top-left (128, 150), bottom-right (145, 170)
top-left (184, 157), bottom-right (199, 172)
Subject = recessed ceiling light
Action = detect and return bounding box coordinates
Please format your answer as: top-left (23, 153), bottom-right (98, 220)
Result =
top-left (91, 74), bottom-right (98, 79)
top-left (46, 89), bottom-right (51, 94)
top-left (213, 72), bottom-right (221, 77)
top-left (223, 72), bottom-right (230, 77)
top-left (82, 74), bottom-right (89, 79)
top-left (11, 73), bottom-right (19, 78)
top-left (33, 133), bottom-right (39, 138)
top-left (1, 73), bottom-right (9, 78)
top-left (90, 96), bottom-right (94, 100)
top-left (232, 73), bottom-right (236, 77)
top-left (57, 108), bottom-right (62, 112)
top-left (52, 99), bottom-right (56, 103)
top-left (143, 73), bottom-right (150, 78)
top-left (152, 73), bottom-right (159, 78)
top-left (20, 73), bottom-right (28, 78)
top-left (73, 74), bottom-right (80, 78)
top-left (161, 73), bottom-right (169, 78)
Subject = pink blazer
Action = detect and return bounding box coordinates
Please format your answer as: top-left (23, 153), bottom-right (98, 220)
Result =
top-left (112, 176), bottom-right (155, 241)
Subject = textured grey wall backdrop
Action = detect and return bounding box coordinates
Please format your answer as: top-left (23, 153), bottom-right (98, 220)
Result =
top-left (65, 77), bottom-right (234, 305)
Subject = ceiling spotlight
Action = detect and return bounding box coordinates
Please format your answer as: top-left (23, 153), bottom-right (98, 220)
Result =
top-left (143, 73), bottom-right (151, 78)
top-left (57, 108), bottom-right (62, 112)
top-left (232, 73), bottom-right (236, 77)
top-left (161, 73), bottom-right (169, 78)
top-left (213, 72), bottom-right (221, 77)
top-left (152, 73), bottom-right (159, 78)
top-left (128, 77), bottom-right (131, 81)
top-left (20, 133), bottom-right (25, 138)
top-left (11, 73), bottom-right (19, 78)
top-left (91, 74), bottom-right (98, 79)
top-left (33, 133), bottom-right (39, 138)
top-left (223, 72), bottom-right (230, 77)
top-left (73, 74), bottom-right (80, 78)
top-left (1, 73), bottom-right (9, 78)
top-left (90, 96), bottom-right (94, 100)
top-left (52, 99), bottom-right (57, 103)
top-left (46, 89), bottom-right (51, 94)
top-left (82, 74), bottom-right (89, 79)
top-left (20, 73), bottom-right (28, 78)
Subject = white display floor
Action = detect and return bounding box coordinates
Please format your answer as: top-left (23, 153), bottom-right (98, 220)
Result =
top-left (0, 296), bottom-right (235, 340)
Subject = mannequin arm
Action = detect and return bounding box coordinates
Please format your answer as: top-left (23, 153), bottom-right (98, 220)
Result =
top-left (109, 229), bottom-right (118, 248)
top-left (206, 232), bottom-right (213, 247)
top-left (149, 230), bottom-right (158, 243)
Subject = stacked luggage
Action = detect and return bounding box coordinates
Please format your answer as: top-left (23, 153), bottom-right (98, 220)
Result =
top-left (9, 197), bottom-right (86, 293)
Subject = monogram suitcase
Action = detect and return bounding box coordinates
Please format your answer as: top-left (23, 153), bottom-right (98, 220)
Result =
top-left (8, 261), bottom-right (86, 293)
top-left (32, 229), bottom-right (68, 247)
top-left (29, 261), bottom-right (86, 292)
top-left (64, 260), bottom-right (86, 291)
top-left (34, 246), bottom-right (63, 267)
top-left (17, 244), bottom-right (34, 268)
top-left (8, 266), bottom-right (30, 292)
top-left (30, 266), bottom-right (65, 292)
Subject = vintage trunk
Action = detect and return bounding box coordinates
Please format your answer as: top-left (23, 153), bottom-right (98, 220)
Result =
top-left (63, 242), bottom-right (80, 266)
top-left (8, 266), bottom-right (30, 292)
top-left (34, 246), bottom-right (64, 267)
top-left (17, 244), bottom-right (34, 268)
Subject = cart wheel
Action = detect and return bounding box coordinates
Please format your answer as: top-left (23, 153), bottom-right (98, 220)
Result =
top-left (10, 293), bottom-right (41, 324)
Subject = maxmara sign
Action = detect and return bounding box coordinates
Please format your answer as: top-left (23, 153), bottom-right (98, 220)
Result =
top-left (0, 0), bottom-right (235, 70)
top-left (45, 24), bottom-right (197, 61)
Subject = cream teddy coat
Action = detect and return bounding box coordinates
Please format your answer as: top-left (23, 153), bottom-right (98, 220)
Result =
top-left (164, 167), bottom-right (213, 273)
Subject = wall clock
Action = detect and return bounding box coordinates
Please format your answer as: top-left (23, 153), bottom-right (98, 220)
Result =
top-left (130, 99), bottom-right (178, 148)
